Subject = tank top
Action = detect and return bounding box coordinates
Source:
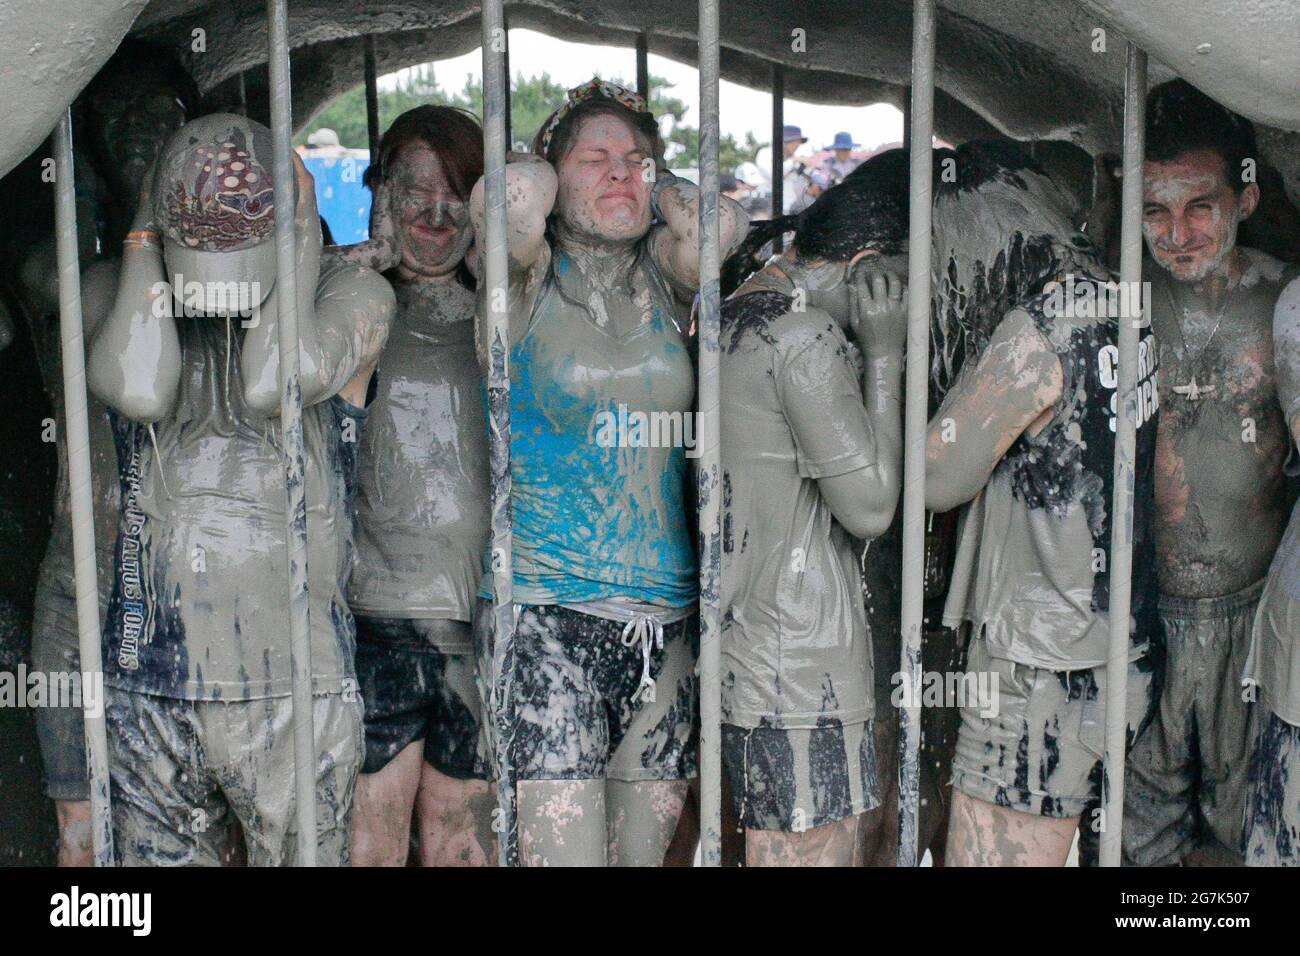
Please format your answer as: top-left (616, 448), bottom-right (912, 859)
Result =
top-left (494, 245), bottom-right (696, 607)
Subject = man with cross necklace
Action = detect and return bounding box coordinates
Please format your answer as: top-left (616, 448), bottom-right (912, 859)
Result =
top-left (1122, 80), bottom-right (1300, 867)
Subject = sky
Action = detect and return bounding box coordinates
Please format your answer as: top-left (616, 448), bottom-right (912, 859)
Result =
top-left (380, 28), bottom-right (904, 157)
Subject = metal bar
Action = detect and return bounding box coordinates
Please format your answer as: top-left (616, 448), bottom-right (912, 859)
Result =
top-left (267, 0), bottom-right (317, 867)
top-left (501, 12), bottom-right (512, 147)
top-left (1100, 42), bottom-right (1147, 868)
top-left (696, 0), bottom-right (723, 868)
top-left (53, 110), bottom-right (114, 868)
top-left (363, 34), bottom-right (380, 161)
top-left (480, 0), bottom-right (517, 868)
top-left (770, 63), bottom-right (783, 242)
top-left (897, 0), bottom-right (935, 868)
top-left (636, 33), bottom-right (649, 101)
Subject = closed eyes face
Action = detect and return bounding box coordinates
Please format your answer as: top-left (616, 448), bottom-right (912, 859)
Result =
top-left (555, 113), bottom-right (653, 245)
top-left (1142, 148), bottom-right (1257, 283)
top-left (388, 141), bottom-right (472, 278)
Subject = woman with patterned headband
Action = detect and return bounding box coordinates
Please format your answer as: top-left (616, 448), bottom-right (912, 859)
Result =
top-left (469, 78), bottom-right (748, 866)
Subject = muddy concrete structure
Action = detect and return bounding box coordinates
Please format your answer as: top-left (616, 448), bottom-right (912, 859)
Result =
top-left (0, 0), bottom-right (1296, 864)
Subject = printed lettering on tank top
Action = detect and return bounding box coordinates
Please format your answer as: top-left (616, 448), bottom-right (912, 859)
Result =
top-left (1008, 283), bottom-right (1160, 637)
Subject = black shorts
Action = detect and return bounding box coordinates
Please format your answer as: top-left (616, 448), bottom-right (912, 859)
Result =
top-left (354, 616), bottom-right (486, 779)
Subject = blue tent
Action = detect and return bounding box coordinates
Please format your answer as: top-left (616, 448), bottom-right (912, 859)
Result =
top-left (301, 151), bottom-right (372, 244)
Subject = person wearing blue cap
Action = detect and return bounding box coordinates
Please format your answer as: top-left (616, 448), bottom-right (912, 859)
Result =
top-left (821, 132), bottom-right (863, 187)
top-left (755, 124), bottom-right (823, 215)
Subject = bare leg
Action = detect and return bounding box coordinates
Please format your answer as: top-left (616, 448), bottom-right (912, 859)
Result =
top-left (747, 813), bottom-right (866, 867)
top-left (663, 778), bottom-right (699, 866)
top-left (54, 799), bottom-right (92, 867)
top-left (413, 761), bottom-right (495, 866)
top-left (945, 789), bottom-right (1078, 866)
top-left (350, 740), bottom-right (423, 866)
top-left (606, 779), bottom-right (689, 866)
top-left (517, 779), bottom-right (606, 866)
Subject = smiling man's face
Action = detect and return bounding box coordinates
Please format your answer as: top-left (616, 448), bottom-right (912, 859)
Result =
top-left (1142, 147), bottom-right (1259, 283)
top-left (555, 112), bottom-right (653, 246)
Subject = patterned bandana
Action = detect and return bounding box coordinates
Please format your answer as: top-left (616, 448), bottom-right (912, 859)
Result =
top-left (155, 114), bottom-right (276, 253)
top-left (537, 78), bottom-right (651, 157)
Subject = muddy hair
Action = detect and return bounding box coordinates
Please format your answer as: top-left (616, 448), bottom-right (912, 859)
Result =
top-left (531, 96), bottom-right (664, 169)
top-left (364, 105), bottom-right (484, 289)
top-left (1145, 79), bottom-right (1257, 195)
top-left (722, 148), bottom-right (917, 296)
top-left (930, 139), bottom-right (1104, 395)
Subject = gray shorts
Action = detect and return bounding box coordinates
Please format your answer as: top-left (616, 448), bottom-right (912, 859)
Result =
top-left (474, 600), bottom-right (698, 782)
top-left (31, 575), bottom-right (89, 802)
top-left (1123, 582), bottom-right (1261, 866)
top-left (107, 688), bottom-right (363, 866)
top-left (1243, 710), bottom-right (1300, 866)
top-left (951, 638), bottom-right (1156, 819)
top-left (722, 719), bottom-right (880, 831)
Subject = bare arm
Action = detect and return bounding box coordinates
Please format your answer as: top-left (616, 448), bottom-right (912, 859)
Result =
top-left (924, 309), bottom-right (1063, 512)
top-left (241, 154), bottom-right (395, 416)
top-left (816, 272), bottom-right (907, 539)
top-left (468, 151), bottom-right (556, 368)
top-left (1274, 275), bottom-right (1300, 446)
top-left (86, 176), bottom-right (181, 423)
top-left (322, 176), bottom-right (401, 274)
top-left (648, 172), bottom-right (749, 304)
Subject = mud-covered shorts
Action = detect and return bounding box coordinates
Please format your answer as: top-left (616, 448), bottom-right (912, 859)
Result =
top-left (354, 616), bottom-right (486, 779)
top-left (1123, 582), bottom-right (1261, 866)
top-left (31, 574), bottom-right (89, 802)
top-left (1243, 710), bottom-right (1300, 866)
top-left (106, 688), bottom-right (363, 866)
top-left (473, 600), bottom-right (698, 781)
top-left (722, 718), bottom-right (880, 831)
top-left (951, 638), bottom-right (1157, 819)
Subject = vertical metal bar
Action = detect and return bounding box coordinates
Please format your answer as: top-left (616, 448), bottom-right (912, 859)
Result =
top-left (1100, 43), bottom-right (1147, 868)
top-left (897, 0), bottom-right (935, 869)
top-left (237, 71), bottom-right (249, 116)
top-left (53, 110), bottom-right (114, 868)
top-left (770, 64), bottom-right (783, 243)
top-left (363, 34), bottom-right (381, 161)
top-left (901, 85), bottom-right (912, 155)
top-left (501, 13), bottom-right (512, 148)
top-left (636, 33), bottom-right (649, 101)
top-left (480, 0), bottom-right (517, 868)
top-left (267, 0), bottom-right (317, 867)
top-left (696, 0), bottom-right (723, 868)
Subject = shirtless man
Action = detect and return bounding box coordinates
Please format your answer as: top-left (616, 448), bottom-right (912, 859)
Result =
top-left (927, 142), bottom-right (1161, 867)
top-left (87, 115), bottom-right (393, 865)
top-left (1123, 80), bottom-right (1299, 867)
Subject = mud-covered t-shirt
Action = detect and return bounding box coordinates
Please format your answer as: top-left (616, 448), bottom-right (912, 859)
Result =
top-left (102, 311), bottom-right (367, 700)
top-left (349, 281), bottom-right (488, 622)
top-left (719, 289), bottom-right (877, 728)
top-left (943, 284), bottom-right (1161, 669)
top-left (1249, 275), bottom-right (1300, 726)
top-left (495, 248), bottom-right (697, 607)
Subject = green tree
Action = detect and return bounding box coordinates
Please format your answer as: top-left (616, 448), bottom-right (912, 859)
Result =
top-left (299, 68), bottom-right (764, 173)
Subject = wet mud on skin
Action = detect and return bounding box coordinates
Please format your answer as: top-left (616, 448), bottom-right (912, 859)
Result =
top-left (1149, 251), bottom-right (1300, 599)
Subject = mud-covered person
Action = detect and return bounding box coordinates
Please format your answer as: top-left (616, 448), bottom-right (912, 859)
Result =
top-left (1122, 80), bottom-right (1300, 867)
top-left (717, 151), bottom-right (907, 865)
top-left (1241, 272), bottom-right (1300, 866)
top-left (327, 106), bottom-right (494, 866)
top-left (468, 79), bottom-right (747, 866)
top-left (86, 115), bottom-right (394, 866)
top-left (10, 39), bottom-right (198, 867)
top-left (926, 142), bottom-right (1161, 867)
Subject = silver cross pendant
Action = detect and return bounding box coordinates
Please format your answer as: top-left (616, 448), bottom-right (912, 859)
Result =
top-left (1172, 376), bottom-right (1215, 401)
